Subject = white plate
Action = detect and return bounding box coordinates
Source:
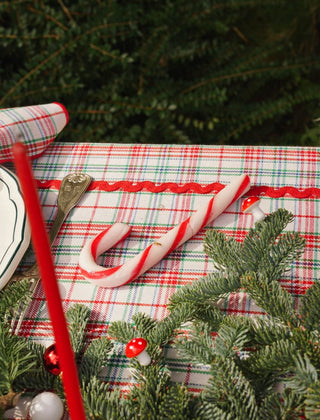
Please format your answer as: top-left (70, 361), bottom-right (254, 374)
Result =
top-left (0, 165), bottom-right (31, 290)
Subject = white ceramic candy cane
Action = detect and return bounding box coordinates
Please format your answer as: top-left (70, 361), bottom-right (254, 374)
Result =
top-left (79, 174), bottom-right (250, 288)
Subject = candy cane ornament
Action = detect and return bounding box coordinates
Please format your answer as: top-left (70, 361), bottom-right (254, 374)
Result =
top-left (79, 174), bottom-right (250, 288)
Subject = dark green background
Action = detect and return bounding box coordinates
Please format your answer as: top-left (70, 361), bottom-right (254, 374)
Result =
top-left (1, 0), bottom-right (320, 146)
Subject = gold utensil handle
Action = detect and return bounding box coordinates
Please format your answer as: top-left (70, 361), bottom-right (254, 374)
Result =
top-left (17, 173), bottom-right (92, 279)
top-left (10, 172), bottom-right (92, 333)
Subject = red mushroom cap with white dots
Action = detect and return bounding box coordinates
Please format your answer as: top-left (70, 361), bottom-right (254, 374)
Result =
top-left (242, 196), bottom-right (260, 213)
top-left (126, 338), bottom-right (148, 358)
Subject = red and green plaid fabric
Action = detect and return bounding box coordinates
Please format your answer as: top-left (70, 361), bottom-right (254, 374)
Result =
top-left (4, 143), bottom-right (320, 394)
top-left (0, 103), bottom-right (68, 163)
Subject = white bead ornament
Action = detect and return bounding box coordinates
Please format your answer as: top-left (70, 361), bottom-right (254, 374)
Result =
top-left (3, 396), bottom-right (32, 419)
top-left (29, 392), bottom-right (64, 420)
top-left (79, 174), bottom-right (251, 288)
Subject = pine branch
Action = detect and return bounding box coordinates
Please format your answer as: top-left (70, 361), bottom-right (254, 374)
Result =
top-left (149, 302), bottom-right (194, 346)
top-left (82, 377), bottom-right (129, 420)
top-left (132, 312), bottom-right (158, 340)
top-left (128, 364), bottom-right (172, 419)
top-left (300, 281), bottom-right (320, 330)
top-left (127, 364), bottom-right (194, 420)
top-left (177, 338), bottom-right (214, 366)
top-left (177, 322), bottom-right (216, 365)
top-left (191, 302), bottom-right (224, 330)
top-left (202, 357), bottom-right (259, 420)
top-left (290, 327), bottom-right (320, 369)
top-left (0, 325), bottom-right (36, 395)
top-left (13, 340), bottom-right (61, 395)
top-left (195, 401), bottom-right (233, 420)
top-left (285, 354), bottom-right (318, 394)
top-left (231, 316), bottom-right (290, 347)
top-left (169, 271), bottom-right (241, 308)
top-left (241, 272), bottom-right (297, 326)
top-left (304, 385), bottom-right (320, 420)
top-left (170, 210), bottom-right (302, 313)
top-left (157, 384), bottom-right (193, 420)
top-left (203, 230), bottom-right (243, 274)
top-left (107, 321), bottom-right (136, 343)
top-left (243, 338), bottom-right (297, 378)
top-left (66, 304), bottom-right (91, 359)
top-left (0, 280), bottom-right (32, 320)
top-left (14, 364), bottom-right (60, 396)
top-left (79, 337), bottom-right (113, 384)
top-left (258, 389), bottom-right (305, 420)
top-left (0, 207), bottom-right (314, 418)
top-left (261, 231), bottom-right (305, 277)
top-left (214, 322), bottom-right (251, 359)
top-left (240, 209), bottom-right (297, 273)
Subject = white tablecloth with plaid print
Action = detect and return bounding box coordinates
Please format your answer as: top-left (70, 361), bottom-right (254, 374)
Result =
top-left (4, 142), bottom-right (319, 394)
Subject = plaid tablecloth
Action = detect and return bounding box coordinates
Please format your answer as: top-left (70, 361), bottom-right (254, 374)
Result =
top-left (4, 142), bottom-right (319, 394)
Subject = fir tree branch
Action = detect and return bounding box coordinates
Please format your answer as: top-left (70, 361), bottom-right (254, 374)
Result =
top-left (176, 321), bottom-right (216, 365)
top-left (0, 208), bottom-right (314, 418)
top-left (300, 281), bottom-right (320, 331)
top-left (256, 230), bottom-right (305, 283)
top-left (203, 230), bottom-right (243, 274)
top-left (0, 280), bottom-right (31, 319)
top-left (192, 302), bottom-right (224, 330)
top-left (66, 304), bottom-right (91, 359)
top-left (240, 209), bottom-right (296, 273)
top-left (214, 322), bottom-right (251, 359)
top-left (241, 272), bottom-right (297, 326)
top-left (177, 338), bottom-right (214, 366)
top-left (229, 316), bottom-right (291, 347)
top-left (149, 303), bottom-right (194, 346)
top-left (202, 357), bottom-right (259, 420)
top-left (13, 340), bottom-right (60, 395)
top-left (243, 338), bottom-right (297, 378)
top-left (169, 271), bottom-right (241, 308)
top-left (132, 312), bottom-right (158, 340)
top-left (82, 377), bottom-right (129, 420)
top-left (107, 321), bottom-right (136, 343)
top-left (304, 385), bottom-right (320, 420)
top-left (195, 401), bottom-right (233, 420)
top-left (0, 325), bottom-right (37, 394)
top-left (291, 327), bottom-right (320, 370)
top-left (157, 384), bottom-right (193, 420)
top-left (285, 354), bottom-right (318, 394)
top-left (79, 337), bottom-right (113, 384)
top-left (128, 365), bottom-right (176, 420)
top-left (259, 389), bottom-right (305, 420)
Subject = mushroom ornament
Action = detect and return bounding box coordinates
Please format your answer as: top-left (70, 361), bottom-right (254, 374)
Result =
top-left (125, 338), bottom-right (151, 366)
top-left (242, 196), bottom-right (265, 223)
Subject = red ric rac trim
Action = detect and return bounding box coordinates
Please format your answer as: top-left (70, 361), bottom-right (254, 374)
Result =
top-left (35, 180), bottom-right (320, 198)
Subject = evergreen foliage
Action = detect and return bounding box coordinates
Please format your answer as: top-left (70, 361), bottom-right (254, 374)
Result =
top-left (2, 208), bottom-right (320, 418)
top-left (1, 1), bottom-right (320, 145)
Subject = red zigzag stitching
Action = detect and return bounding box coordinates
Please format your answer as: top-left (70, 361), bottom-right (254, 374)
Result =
top-left (35, 179), bottom-right (320, 198)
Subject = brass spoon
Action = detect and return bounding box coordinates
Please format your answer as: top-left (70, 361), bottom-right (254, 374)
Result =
top-left (9, 172), bottom-right (92, 333)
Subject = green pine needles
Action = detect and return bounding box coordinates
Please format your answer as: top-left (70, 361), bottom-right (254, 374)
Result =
top-left (2, 208), bottom-right (320, 419)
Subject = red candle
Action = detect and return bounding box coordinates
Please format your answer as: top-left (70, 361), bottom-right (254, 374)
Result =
top-left (12, 142), bottom-right (86, 420)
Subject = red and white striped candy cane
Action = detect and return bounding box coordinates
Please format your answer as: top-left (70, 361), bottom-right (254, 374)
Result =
top-left (79, 174), bottom-right (250, 288)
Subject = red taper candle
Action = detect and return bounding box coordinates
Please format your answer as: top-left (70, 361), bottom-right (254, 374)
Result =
top-left (12, 142), bottom-right (86, 420)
